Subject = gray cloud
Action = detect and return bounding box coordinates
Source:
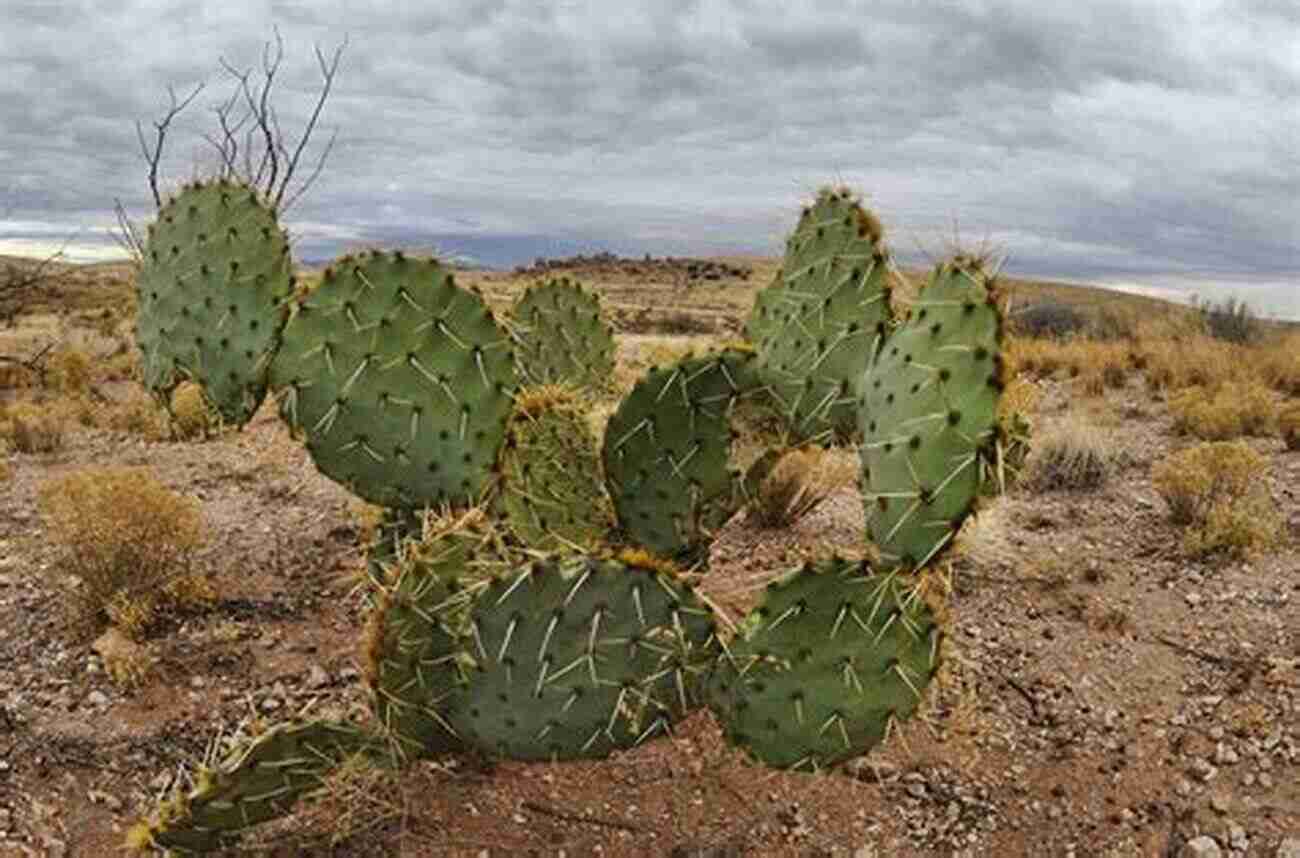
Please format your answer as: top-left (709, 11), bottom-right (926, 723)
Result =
top-left (0, 0), bottom-right (1296, 313)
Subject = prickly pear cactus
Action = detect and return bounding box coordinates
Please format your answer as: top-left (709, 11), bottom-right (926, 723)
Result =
top-left (445, 552), bottom-right (718, 760)
top-left (508, 278), bottom-right (615, 391)
top-left (126, 720), bottom-right (388, 854)
top-left (270, 250), bottom-right (516, 508)
top-left (134, 179), bottom-right (294, 426)
top-left (492, 385), bottom-right (612, 552)
top-left (705, 558), bottom-right (943, 769)
top-left (602, 349), bottom-right (762, 560)
top-left (363, 541), bottom-right (471, 758)
top-left (859, 255), bottom-right (1004, 569)
top-left (746, 188), bottom-right (894, 443)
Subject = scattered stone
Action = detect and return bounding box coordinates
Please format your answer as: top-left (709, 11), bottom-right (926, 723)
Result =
top-left (1277, 838), bottom-right (1300, 858)
top-left (1181, 835), bottom-right (1222, 858)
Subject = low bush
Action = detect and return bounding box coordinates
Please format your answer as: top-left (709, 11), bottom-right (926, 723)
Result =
top-left (1280, 403), bottom-right (1300, 452)
top-left (38, 466), bottom-right (211, 638)
top-left (1196, 295), bottom-right (1261, 345)
top-left (1168, 381), bottom-right (1276, 440)
top-left (1, 401), bottom-right (66, 453)
top-left (1010, 302), bottom-right (1086, 339)
top-left (1151, 441), bottom-right (1279, 558)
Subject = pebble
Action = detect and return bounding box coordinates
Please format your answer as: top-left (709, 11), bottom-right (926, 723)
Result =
top-left (1182, 835), bottom-right (1222, 858)
top-left (85, 690), bottom-right (109, 707)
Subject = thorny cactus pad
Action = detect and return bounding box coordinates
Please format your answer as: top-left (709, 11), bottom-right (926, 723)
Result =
top-left (705, 558), bottom-right (943, 769)
top-left (445, 553), bottom-right (718, 760)
top-left (134, 179), bottom-right (294, 426)
top-left (859, 256), bottom-right (1004, 569)
top-left (602, 349), bottom-right (763, 560)
top-left (508, 278), bottom-right (616, 391)
top-left (492, 385), bottom-right (613, 552)
top-left (270, 250), bottom-right (516, 508)
top-left (745, 188), bottom-right (894, 443)
top-left (126, 720), bottom-right (387, 854)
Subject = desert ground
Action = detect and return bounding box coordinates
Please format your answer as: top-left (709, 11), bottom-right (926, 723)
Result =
top-left (0, 252), bottom-right (1296, 857)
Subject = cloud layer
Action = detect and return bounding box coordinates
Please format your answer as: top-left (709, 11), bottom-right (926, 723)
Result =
top-left (1, 1), bottom-right (1296, 308)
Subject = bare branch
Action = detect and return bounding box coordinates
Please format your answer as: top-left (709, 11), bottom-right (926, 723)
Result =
top-left (274, 34), bottom-right (348, 208)
top-left (281, 126), bottom-right (338, 214)
top-left (111, 198), bottom-right (145, 263)
top-left (138, 81), bottom-right (205, 208)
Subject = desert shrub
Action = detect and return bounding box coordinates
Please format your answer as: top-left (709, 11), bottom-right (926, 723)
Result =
top-left (1010, 302), bottom-right (1086, 339)
top-left (100, 389), bottom-right (170, 440)
top-left (1196, 295), bottom-right (1261, 345)
top-left (1140, 335), bottom-right (1244, 392)
top-left (169, 381), bottom-right (216, 439)
top-left (38, 466), bottom-right (210, 638)
top-left (1280, 403), bottom-right (1300, 451)
top-left (1088, 306), bottom-right (1139, 341)
top-left (1023, 417), bottom-right (1121, 491)
top-left (46, 346), bottom-right (92, 393)
top-left (747, 446), bottom-right (856, 528)
top-left (93, 626), bottom-right (155, 688)
top-left (1151, 441), bottom-right (1279, 558)
top-left (1168, 381), bottom-right (1276, 440)
top-left (1, 401), bottom-right (66, 453)
top-left (1256, 331), bottom-right (1300, 396)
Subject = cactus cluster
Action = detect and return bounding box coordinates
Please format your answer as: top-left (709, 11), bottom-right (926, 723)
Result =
top-left (127, 183), bottom-right (1008, 854)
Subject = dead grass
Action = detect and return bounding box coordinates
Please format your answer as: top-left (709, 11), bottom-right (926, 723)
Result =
top-left (1023, 417), bottom-right (1124, 491)
top-left (169, 381), bottom-right (216, 440)
top-left (1167, 380), bottom-right (1276, 441)
top-left (38, 465), bottom-right (210, 638)
top-left (0, 400), bottom-right (67, 453)
top-left (1151, 441), bottom-right (1280, 559)
top-left (746, 446), bottom-right (857, 528)
top-left (1280, 403), bottom-right (1300, 452)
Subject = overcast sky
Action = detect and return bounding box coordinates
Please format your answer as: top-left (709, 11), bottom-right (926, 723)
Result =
top-left (2, 1), bottom-right (1297, 314)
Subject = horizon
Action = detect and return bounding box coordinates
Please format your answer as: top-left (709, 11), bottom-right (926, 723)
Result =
top-left (2, 1), bottom-right (1297, 319)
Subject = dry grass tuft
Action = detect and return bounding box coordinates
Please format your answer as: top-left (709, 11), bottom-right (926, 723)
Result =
top-left (1151, 441), bottom-right (1280, 559)
top-left (1023, 417), bottom-right (1123, 491)
top-left (46, 346), bottom-right (93, 393)
top-left (100, 389), bottom-right (170, 440)
top-left (1280, 403), bottom-right (1300, 452)
top-left (747, 446), bottom-right (857, 528)
top-left (39, 466), bottom-right (210, 638)
top-left (92, 626), bottom-right (155, 688)
top-left (1168, 380), bottom-right (1276, 441)
top-left (1, 401), bottom-right (66, 453)
top-left (169, 381), bottom-right (216, 439)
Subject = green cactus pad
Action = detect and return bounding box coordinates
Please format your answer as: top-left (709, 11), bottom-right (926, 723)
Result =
top-left (492, 386), bottom-right (613, 552)
top-left (134, 179), bottom-right (294, 426)
top-left (508, 278), bottom-right (615, 391)
top-left (746, 188), bottom-right (894, 442)
top-left (446, 553), bottom-right (719, 760)
top-left (705, 558), bottom-right (943, 770)
top-left (364, 540), bottom-right (473, 758)
top-left (128, 720), bottom-right (388, 854)
top-left (602, 349), bottom-right (763, 560)
top-left (365, 506), bottom-right (425, 590)
top-left (270, 250), bottom-right (516, 508)
top-left (858, 256), bottom-right (1004, 569)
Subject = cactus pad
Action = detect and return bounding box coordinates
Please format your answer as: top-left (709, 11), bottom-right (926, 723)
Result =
top-left (602, 349), bottom-right (763, 560)
top-left (858, 256), bottom-right (1004, 569)
top-left (705, 558), bottom-right (943, 769)
top-left (270, 250), bottom-right (516, 508)
top-left (134, 179), bottom-right (294, 426)
top-left (127, 720), bottom-right (387, 854)
top-left (492, 386), bottom-right (612, 551)
top-left (446, 553), bottom-right (718, 760)
top-left (746, 188), bottom-right (893, 442)
top-left (508, 278), bottom-right (615, 390)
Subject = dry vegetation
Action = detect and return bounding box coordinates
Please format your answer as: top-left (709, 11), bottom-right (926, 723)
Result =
top-left (0, 257), bottom-right (1296, 857)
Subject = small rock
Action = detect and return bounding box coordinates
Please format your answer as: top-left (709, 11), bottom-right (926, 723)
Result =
top-left (85, 690), bottom-right (109, 707)
top-left (1182, 835), bottom-right (1222, 858)
top-left (1277, 837), bottom-right (1300, 858)
top-left (1191, 759), bottom-right (1218, 782)
top-left (1227, 824), bottom-right (1246, 851)
top-left (1209, 792), bottom-right (1230, 814)
top-left (307, 664), bottom-right (331, 688)
top-left (1215, 743), bottom-right (1240, 765)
